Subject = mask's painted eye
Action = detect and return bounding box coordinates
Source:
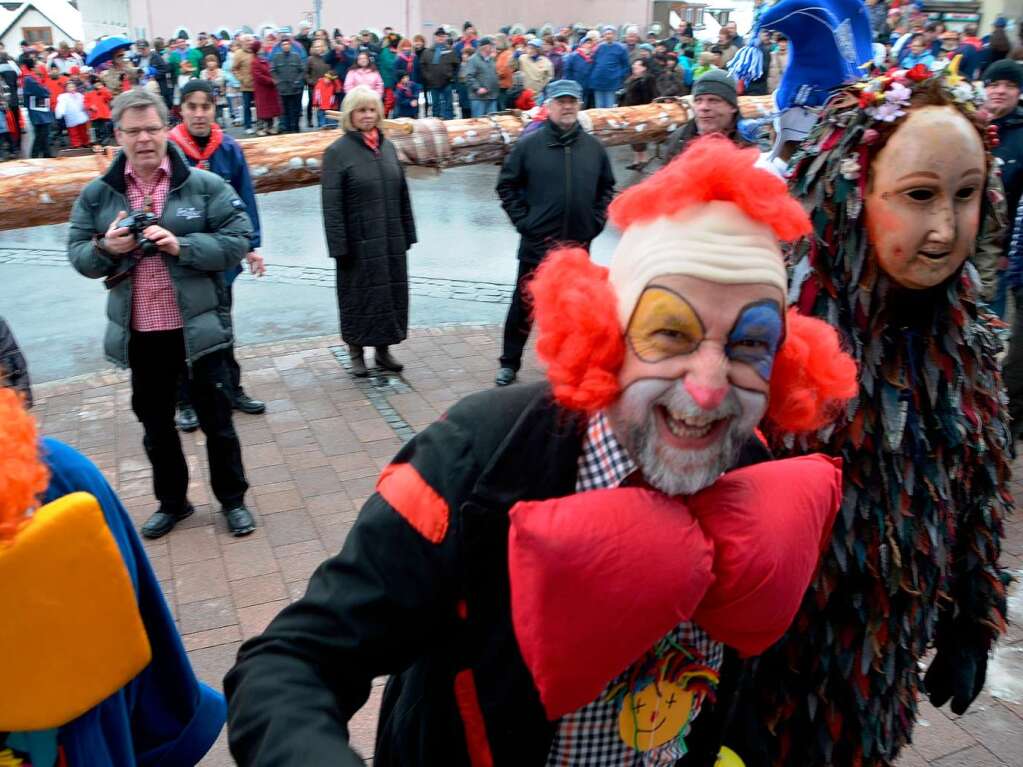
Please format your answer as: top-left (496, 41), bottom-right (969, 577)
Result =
top-left (906, 188), bottom-right (935, 202)
top-left (955, 185), bottom-right (978, 200)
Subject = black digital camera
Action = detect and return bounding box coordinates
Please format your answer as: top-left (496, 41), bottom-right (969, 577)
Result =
top-left (118, 210), bottom-right (161, 255)
top-left (102, 210), bottom-right (162, 290)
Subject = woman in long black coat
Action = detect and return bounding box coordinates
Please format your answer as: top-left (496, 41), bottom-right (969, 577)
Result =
top-left (321, 84), bottom-right (417, 377)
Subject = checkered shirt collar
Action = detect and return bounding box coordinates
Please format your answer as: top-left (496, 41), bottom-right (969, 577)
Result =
top-left (125, 154), bottom-right (171, 186)
top-left (576, 411), bottom-right (637, 492)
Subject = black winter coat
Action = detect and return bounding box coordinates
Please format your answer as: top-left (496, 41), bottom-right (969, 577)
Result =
top-left (321, 131), bottom-right (417, 347)
top-left (994, 105), bottom-right (1023, 233)
top-left (225, 382), bottom-right (770, 766)
top-left (496, 120), bottom-right (616, 264)
top-left (619, 72), bottom-right (657, 106)
top-left (418, 45), bottom-right (459, 89)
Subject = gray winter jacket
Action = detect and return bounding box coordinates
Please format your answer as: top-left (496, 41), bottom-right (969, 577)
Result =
top-left (271, 50), bottom-right (306, 95)
top-left (67, 144), bottom-right (252, 368)
top-left (464, 51), bottom-right (499, 99)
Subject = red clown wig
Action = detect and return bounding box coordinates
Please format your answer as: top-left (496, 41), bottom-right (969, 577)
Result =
top-left (0, 386), bottom-right (49, 542)
top-left (529, 136), bottom-right (858, 434)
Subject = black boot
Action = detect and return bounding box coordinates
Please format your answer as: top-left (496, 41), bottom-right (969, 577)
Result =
top-left (375, 346), bottom-right (404, 372)
top-left (349, 344), bottom-right (369, 377)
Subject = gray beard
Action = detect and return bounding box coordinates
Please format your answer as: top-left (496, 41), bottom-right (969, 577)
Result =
top-left (607, 380), bottom-right (767, 496)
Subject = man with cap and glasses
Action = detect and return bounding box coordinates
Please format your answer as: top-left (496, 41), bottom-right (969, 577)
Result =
top-left (494, 79), bottom-right (615, 387)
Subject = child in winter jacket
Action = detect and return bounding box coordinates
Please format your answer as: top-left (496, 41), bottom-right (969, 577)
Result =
top-left (393, 73), bottom-right (422, 118)
top-left (84, 78), bottom-right (113, 144)
top-left (54, 80), bottom-right (90, 148)
top-left (313, 70), bottom-right (342, 127)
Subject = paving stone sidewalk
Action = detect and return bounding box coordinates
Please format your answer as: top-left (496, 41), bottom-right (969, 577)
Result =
top-left (27, 326), bottom-right (1023, 766)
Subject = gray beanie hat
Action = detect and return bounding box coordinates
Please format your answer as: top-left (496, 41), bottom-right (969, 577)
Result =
top-left (692, 69), bottom-right (738, 108)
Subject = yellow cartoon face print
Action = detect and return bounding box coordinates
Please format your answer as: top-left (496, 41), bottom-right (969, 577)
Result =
top-left (617, 680), bottom-right (696, 751)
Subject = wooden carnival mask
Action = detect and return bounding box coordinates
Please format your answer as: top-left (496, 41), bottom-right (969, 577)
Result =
top-left (864, 105), bottom-right (986, 291)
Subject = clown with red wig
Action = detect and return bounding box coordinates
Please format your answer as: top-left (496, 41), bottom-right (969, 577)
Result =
top-left (224, 137), bottom-right (859, 767)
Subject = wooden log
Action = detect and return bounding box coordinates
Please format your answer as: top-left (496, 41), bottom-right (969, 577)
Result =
top-left (0, 96), bottom-right (776, 231)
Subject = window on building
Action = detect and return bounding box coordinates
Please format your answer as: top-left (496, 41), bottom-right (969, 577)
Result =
top-left (22, 26), bottom-right (53, 45)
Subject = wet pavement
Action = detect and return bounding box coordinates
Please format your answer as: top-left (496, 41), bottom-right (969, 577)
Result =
top-left (23, 327), bottom-right (1023, 767)
top-left (0, 147), bottom-right (630, 382)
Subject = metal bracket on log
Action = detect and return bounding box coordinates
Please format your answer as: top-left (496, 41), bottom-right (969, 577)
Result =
top-left (0, 95), bottom-right (777, 231)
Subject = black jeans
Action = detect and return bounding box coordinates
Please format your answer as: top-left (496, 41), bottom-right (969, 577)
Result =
top-left (281, 93), bottom-right (302, 132)
top-left (179, 281), bottom-right (243, 405)
top-left (242, 90), bottom-right (255, 129)
top-left (129, 329), bottom-right (248, 512)
top-left (1004, 286), bottom-right (1023, 438)
top-left (499, 260), bottom-right (539, 371)
top-left (30, 123), bottom-right (51, 157)
top-left (306, 84), bottom-right (316, 125)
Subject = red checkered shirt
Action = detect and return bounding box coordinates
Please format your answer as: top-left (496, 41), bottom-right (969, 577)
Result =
top-left (124, 155), bottom-right (182, 331)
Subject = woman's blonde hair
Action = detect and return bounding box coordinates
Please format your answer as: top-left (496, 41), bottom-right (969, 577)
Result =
top-left (341, 85), bottom-right (384, 131)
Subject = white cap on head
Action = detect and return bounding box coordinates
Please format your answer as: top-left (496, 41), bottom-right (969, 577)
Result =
top-left (608, 200), bottom-right (787, 328)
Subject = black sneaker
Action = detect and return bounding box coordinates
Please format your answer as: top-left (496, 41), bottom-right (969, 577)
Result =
top-left (233, 393), bottom-right (266, 415)
top-left (223, 505), bottom-right (256, 537)
top-left (141, 503), bottom-right (195, 539)
top-left (495, 367), bottom-right (517, 386)
top-left (175, 405), bottom-right (199, 432)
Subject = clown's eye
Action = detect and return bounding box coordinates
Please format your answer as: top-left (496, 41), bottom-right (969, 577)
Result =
top-left (906, 188), bottom-right (935, 202)
top-left (956, 185), bottom-right (978, 200)
top-left (732, 339), bottom-right (769, 351)
top-left (655, 328), bottom-right (692, 341)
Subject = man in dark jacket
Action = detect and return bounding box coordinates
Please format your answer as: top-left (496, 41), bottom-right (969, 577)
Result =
top-left (67, 89), bottom-right (256, 540)
top-left (494, 79), bottom-right (615, 386)
top-left (271, 38), bottom-right (306, 133)
top-left (419, 27), bottom-right (459, 118)
top-left (664, 70), bottom-right (749, 164)
top-left (22, 66), bottom-right (54, 158)
top-left (169, 79), bottom-right (266, 431)
top-left (982, 59), bottom-right (1023, 317)
top-left (986, 60), bottom-right (1023, 433)
top-left (224, 138), bottom-right (852, 766)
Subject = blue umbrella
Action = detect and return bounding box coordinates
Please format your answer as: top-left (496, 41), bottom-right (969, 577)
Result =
top-left (85, 36), bottom-right (132, 68)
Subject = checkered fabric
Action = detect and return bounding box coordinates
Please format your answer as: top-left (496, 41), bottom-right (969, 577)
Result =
top-left (545, 412), bottom-right (724, 766)
top-left (125, 156), bottom-right (181, 332)
top-left (575, 411), bottom-right (637, 492)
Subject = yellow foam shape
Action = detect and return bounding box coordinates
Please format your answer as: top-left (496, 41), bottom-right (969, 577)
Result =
top-left (716, 746), bottom-right (746, 767)
top-left (0, 492), bottom-right (151, 731)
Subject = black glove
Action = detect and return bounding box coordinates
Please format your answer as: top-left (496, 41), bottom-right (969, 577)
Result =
top-left (923, 623), bottom-right (990, 715)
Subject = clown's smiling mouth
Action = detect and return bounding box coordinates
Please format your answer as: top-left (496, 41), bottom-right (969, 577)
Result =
top-left (919, 249), bottom-right (951, 261)
top-left (657, 405), bottom-right (728, 442)
top-left (634, 717), bottom-right (668, 734)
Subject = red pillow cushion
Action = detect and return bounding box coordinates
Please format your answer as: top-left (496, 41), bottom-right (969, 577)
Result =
top-left (690, 454), bottom-right (842, 656)
top-left (507, 454), bottom-right (842, 720)
top-left (508, 487), bottom-right (714, 720)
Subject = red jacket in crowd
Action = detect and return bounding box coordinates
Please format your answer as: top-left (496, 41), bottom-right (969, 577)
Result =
top-left (313, 76), bottom-right (341, 110)
top-left (85, 86), bottom-right (113, 121)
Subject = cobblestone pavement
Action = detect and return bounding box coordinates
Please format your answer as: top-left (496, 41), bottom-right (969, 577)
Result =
top-left (27, 326), bottom-right (1022, 766)
top-left (0, 247), bottom-right (516, 304)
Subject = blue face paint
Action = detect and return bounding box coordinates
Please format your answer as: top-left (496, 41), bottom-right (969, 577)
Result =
top-left (726, 300), bottom-right (783, 381)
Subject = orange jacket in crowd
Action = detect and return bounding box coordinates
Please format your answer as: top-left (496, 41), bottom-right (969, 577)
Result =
top-left (44, 74), bottom-right (68, 110)
top-left (496, 48), bottom-right (516, 89)
top-left (85, 86), bottom-right (113, 121)
top-left (313, 75), bottom-right (342, 110)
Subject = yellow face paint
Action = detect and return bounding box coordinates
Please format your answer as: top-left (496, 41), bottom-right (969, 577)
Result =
top-left (626, 287), bottom-right (705, 363)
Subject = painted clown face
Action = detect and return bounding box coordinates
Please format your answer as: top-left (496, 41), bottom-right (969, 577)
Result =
top-left (606, 274), bottom-right (785, 496)
top-left (865, 106), bottom-right (985, 291)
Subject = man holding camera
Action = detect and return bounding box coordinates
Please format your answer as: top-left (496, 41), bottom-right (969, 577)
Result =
top-left (68, 89), bottom-right (257, 539)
